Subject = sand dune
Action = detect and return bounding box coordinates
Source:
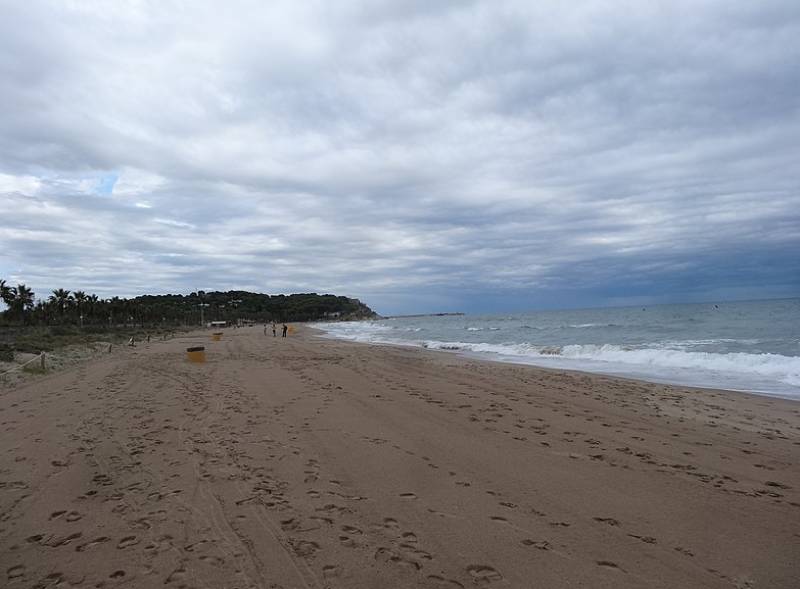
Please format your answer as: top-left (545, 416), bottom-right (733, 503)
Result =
top-left (1, 326), bottom-right (798, 588)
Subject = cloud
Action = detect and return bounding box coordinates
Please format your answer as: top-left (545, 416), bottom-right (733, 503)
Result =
top-left (1, 0), bottom-right (798, 314)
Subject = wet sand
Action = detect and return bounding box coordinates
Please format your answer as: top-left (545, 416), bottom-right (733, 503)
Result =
top-left (1, 326), bottom-right (798, 588)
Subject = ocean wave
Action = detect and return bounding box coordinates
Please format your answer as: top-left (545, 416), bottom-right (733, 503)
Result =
top-left (654, 338), bottom-right (760, 349)
top-left (312, 321), bottom-right (800, 394)
top-left (566, 323), bottom-right (623, 329)
top-left (416, 340), bottom-right (800, 387)
top-left (558, 345), bottom-right (800, 385)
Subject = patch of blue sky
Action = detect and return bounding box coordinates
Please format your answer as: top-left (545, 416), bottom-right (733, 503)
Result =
top-left (95, 173), bottom-right (118, 195)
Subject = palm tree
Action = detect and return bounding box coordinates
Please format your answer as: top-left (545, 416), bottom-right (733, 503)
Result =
top-left (49, 288), bottom-right (72, 317)
top-left (88, 294), bottom-right (99, 322)
top-left (0, 279), bottom-right (12, 308)
top-left (73, 291), bottom-right (87, 327)
top-left (17, 285), bottom-right (34, 310)
top-left (12, 284), bottom-right (35, 323)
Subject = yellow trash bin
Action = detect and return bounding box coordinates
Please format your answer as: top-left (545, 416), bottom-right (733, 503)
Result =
top-left (212, 332), bottom-right (222, 341)
top-left (187, 346), bottom-right (206, 363)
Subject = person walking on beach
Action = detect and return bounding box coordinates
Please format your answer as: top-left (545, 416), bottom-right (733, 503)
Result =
top-left (282, 323), bottom-right (288, 338)
top-left (272, 322), bottom-right (277, 337)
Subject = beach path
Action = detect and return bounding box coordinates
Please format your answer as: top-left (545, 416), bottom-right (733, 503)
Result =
top-left (1, 327), bottom-right (798, 588)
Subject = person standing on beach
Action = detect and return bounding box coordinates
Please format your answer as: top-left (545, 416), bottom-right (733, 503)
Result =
top-left (282, 323), bottom-right (288, 337)
top-left (272, 322), bottom-right (277, 337)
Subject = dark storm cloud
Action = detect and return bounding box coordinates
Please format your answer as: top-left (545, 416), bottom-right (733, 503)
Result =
top-left (1, 0), bottom-right (798, 314)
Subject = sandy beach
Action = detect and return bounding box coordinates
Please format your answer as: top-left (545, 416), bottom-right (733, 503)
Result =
top-left (1, 326), bottom-right (798, 589)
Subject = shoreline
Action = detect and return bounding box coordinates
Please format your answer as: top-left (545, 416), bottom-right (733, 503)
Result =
top-left (309, 325), bottom-right (800, 403)
top-left (1, 326), bottom-right (798, 588)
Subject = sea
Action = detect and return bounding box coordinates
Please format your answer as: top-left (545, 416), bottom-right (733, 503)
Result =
top-left (313, 298), bottom-right (800, 400)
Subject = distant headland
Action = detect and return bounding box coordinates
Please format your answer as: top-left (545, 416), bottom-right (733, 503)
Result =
top-left (382, 312), bottom-right (465, 319)
top-left (0, 281), bottom-right (378, 327)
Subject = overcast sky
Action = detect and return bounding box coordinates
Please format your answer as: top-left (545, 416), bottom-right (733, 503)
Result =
top-left (1, 0), bottom-right (798, 315)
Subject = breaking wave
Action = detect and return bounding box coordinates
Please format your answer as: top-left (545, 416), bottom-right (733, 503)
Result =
top-left (420, 341), bottom-right (800, 387)
top-left (312, 320), bottom-right (800, 397)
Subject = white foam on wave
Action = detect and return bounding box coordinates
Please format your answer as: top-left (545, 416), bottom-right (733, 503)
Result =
top-left (655, 338), bottom-right (761, 349)
top-left (424, 341), bottom-right (800, 396)
top-left (558, 344), bottom-right (800, 385)
top-left (312, 321), bottom-right (800, 398)
top-left (566, 323), bottom-right (622, 329)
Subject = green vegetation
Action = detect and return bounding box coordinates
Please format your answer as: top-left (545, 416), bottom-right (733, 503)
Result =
top-left (3, 324), bottom-right (179, 354)
top-left (0, 281), bottom-right (376, 330)
top-left (1, 281), bottom-right (376, 357)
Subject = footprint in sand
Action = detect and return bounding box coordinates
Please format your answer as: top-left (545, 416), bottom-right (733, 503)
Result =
top-left (76, 536), bottom-right (110, 552)
top-left (628, 534), bottom-right (657, 544)
top-left (382, 517), bottom-right (401, 533)
top-left (290, 539), bottom-right (320, 558)
top-left (117, 535), bottom-right (140, 549)
top-left (7, 565), bottom-right (25, 580)
top-left (48, 532), bottom-right (83, 547)
top-left (466, 564), bottom-right (502, 584)
top-left (427, 575), bottom-right (465, 588)
top-left (60, 511), bottom-right (82, 522)
top-left (199, 555), bottom-right (225, 567)
top-left (280, 517), bottom-right (299, 531)
top-left (143, 534), bottom-right (174, 554)
top-left (165, 565), bottom-right (187, 584)
top-left (341, 525), bottom-right (362, 535)
top-left (374, 547), bottom-right (421, 571)
top-left (522, 539), bottom-right (551, 550)
top-left (400, 544), bottom-right (433, 561)
top-left (597, 560), bottom-right (625, 572)
top-left (765, 480), bottom-right (792, 489)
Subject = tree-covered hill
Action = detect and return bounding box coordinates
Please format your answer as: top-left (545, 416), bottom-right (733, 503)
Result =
top-left (134, 290), bottom-right (377, 324)
top-left (0, 280), bottom-right (377, 327)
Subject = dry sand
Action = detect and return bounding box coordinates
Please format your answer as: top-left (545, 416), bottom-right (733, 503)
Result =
top-left (1, 326), bottom-right (798, 588)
